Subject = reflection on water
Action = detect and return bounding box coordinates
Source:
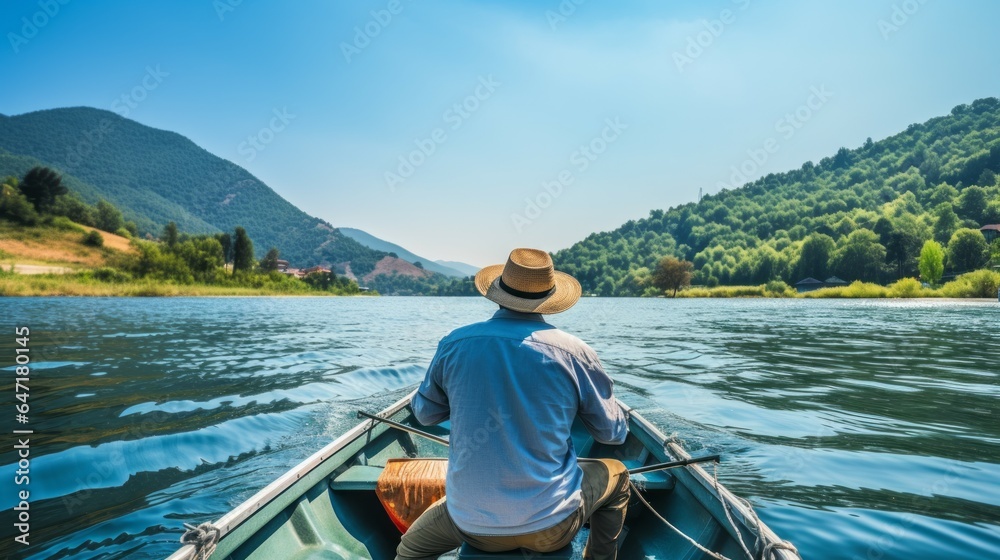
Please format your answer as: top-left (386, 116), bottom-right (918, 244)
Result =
top-left (0, 297), bottom-right (998, 559)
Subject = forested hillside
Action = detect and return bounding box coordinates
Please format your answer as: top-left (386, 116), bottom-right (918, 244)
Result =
top-left (553, 98), bottom-right (1000, 295)
top-left (0, 108), bottom-right (387, 274)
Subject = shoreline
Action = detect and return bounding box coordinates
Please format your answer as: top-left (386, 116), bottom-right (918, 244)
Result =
top-left (0, 274), bottom-right (376, 297)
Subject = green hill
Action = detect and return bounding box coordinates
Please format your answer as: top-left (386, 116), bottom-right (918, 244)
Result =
top-left (552, 97), bottom-right (1000, 295)
top-left (0, 107), bottom-right (387, 274)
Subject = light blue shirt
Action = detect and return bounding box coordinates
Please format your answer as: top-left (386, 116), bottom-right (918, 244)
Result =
top-left (411, 308), bottom-right (628, 536)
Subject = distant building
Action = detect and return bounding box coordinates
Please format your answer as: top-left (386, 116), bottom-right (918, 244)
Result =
top-left (276, 259), bottom-right (289, 272)
top-left (302, 265), bottom-right (331, 275)
top-left (982, 224), bottom-right (1000, 244)
top-left (794, 277), bottom-right (825, 293)
top-left (824, 276), bottom-right (848, 288)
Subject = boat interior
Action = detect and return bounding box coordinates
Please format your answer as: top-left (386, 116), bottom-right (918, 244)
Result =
top-left (214, 404), bottom-right (761, 560)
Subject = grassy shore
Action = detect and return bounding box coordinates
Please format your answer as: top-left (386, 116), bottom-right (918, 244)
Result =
top-left (0, 271), bottom-right (373, 296)
top-left (3, 269), bottom-right (997, 298)
top-left (0, 220), bottom-right (373, 297)
top-left (676, 271), bottom-right (1000, 299)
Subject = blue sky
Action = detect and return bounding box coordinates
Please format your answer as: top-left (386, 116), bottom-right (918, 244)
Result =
top-left (3, 0), bottom-right (1000, 267)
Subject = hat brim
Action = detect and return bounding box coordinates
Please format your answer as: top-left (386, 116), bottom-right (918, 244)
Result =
top-left (474, 264), bottom-right (582, 314)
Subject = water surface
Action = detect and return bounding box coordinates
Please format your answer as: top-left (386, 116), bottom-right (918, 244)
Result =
top-left (1, 297), bottom-right (998, 559)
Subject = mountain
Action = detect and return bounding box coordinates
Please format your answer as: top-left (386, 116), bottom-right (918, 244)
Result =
top-left (338, 227), bottom-right (469, 277)
top-left (552, 97), bottom-right (1000, 295)
top-left (0, 107), bottom-right (397, 276)
top-left (434, 260), bottom-right (481, 277)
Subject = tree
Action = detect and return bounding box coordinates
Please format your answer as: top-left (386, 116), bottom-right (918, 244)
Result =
top-left (0, 183), bottom-right (40, 225)
top-left (947, 228), bottom-right (989, 272)
top-left (795, 233), bottom-right (835, 280)
top-left (163, 221), bottom-right (179, 249)
top-left (52, 195), bottom-right (95, 226)
top-left (957, 185), bottom-right (988, 224)
top-left (176, 237), bottom-right (224, 278)
top-left (928, 183), bottom-right (959, 207)
top-left (19, 166), bottom-right (66, 213)
top-left (932, 203), bottom-right (960, 244)
top-left (918, 240), bottom-right (944, 285)
top-left (216, 232), bottom-right (232, 264)
top-left (831, 229), bottom-right (886, 282)
top-left (232, 226), bottom-right (254, 272)
top-left (82, 230), bottom-right (104, 247)
top-left (259, 247), bottom-right (280, 272)
top-left (651, 256), bottom-right (693, 297)
top-left (875, 213), bottom-right (930, 279)
top-left (94, 200), bottom-right (124, 233)
top-left (983, 201), bottom-right (1000, 224)
top-left (413, 261), bottom-right (424, 269)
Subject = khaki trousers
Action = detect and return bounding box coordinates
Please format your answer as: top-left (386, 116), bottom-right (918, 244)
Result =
top-left (395, 459), bottom-right (630, 560)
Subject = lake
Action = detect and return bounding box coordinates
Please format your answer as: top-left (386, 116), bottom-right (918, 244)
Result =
top-left (1, 297), bottom-right (998, 559)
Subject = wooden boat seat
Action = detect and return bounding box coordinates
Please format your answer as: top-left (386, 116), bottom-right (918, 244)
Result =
top-left (329, 465), bottom-right (384, 490)
top-left (630, 470), bottom-right (676, 491)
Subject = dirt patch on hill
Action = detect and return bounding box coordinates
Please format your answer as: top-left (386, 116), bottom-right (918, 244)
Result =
top-left (0, 222), bottom-right (135, 267)
top-left (362, 256), bottom-right (435, 283)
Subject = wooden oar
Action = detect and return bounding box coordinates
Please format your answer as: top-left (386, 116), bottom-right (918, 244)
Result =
top-left (357, 410), bottom-right (450, 446)
top-left (358, 410), bottom-right (721, 473)
top-left (627, 454), bottom-right (721, 474)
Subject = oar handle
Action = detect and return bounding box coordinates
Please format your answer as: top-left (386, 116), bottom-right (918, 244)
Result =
top-left (358, 410), bottom-right (451, 446)
top-left (357, 409), bottom-right (718, 474)
top-left (628, 454), bottom-right (721, 475)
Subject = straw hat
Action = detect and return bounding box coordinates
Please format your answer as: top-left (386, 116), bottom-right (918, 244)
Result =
top-left (475, 248), bottom-right (582, 314)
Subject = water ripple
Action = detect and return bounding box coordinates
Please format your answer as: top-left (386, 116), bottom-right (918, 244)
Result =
top-left (0, 297), bottom-right (996, 559)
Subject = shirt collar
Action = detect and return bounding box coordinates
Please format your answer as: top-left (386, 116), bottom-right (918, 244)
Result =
top-left (491, 308), bottom-right (547, 323)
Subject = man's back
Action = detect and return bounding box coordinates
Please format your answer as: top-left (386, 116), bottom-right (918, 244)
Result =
top-left (412, 308), bottom-right (627, 536)
top-left (398, 248), bottom-right (630, 560)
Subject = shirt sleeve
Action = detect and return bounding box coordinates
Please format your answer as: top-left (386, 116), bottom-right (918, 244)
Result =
top-left (411, 343), bottom-right (450, 426)
top-left (576, 351), bottom-right (628, 445)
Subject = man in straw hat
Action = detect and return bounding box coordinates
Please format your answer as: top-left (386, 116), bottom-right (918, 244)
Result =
top-left (397, 248), bottom-right (630, 559)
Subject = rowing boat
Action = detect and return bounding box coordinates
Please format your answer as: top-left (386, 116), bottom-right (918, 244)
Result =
top-left (168, 393), bottom-right (799, 559)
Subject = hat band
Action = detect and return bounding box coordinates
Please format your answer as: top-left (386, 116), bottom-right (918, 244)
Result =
top-left (499, 277), bottom-right (554, 300)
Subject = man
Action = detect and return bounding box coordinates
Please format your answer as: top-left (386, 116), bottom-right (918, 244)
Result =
top-left (397, 248), bottom-right (630, 560)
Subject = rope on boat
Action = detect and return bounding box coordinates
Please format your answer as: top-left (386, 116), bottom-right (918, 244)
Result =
top-left (630, 460), bottom-right (803, 560)
top-left (708, 462), bottom-right (802, 560)
top-left (763, 540), bottom-right (800, 559)
top-left (181, 522), bottom-right (220, 560)
top-left (629, 480), bottom-right (736, 560)
top-left (712, 462), bottom-right (755, 560)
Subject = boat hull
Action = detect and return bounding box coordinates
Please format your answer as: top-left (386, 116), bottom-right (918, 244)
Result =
top-left (168, 393), bottom-right (796, 560)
